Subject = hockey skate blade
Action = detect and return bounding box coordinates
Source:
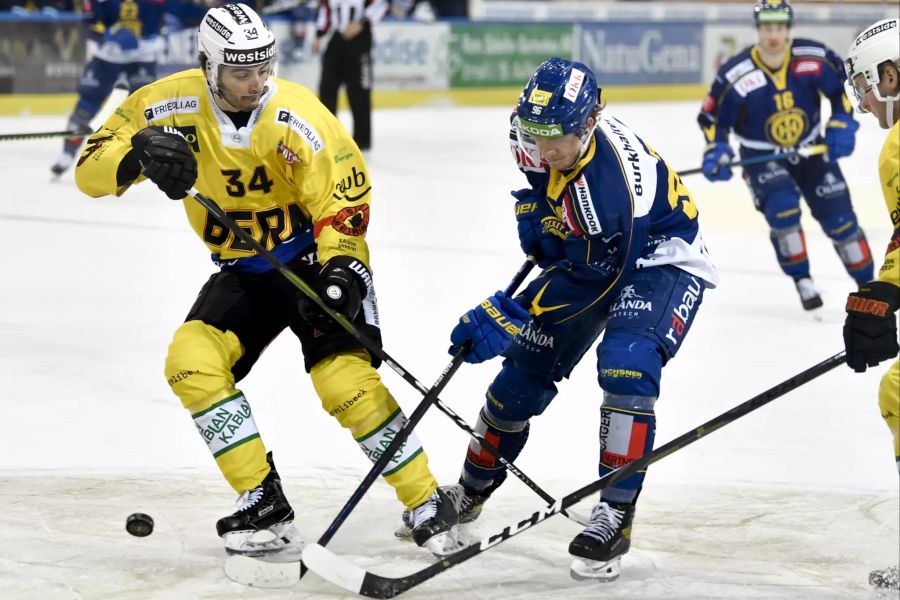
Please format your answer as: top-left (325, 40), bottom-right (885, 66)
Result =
top-left (301, 544), bottom-right (366, 594)
top-left (224, 554), bottom-right (301, 588)
top-left (569, 555), bottom-right (621, 582)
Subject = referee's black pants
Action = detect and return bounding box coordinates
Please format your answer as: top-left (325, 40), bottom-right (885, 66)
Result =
top-left (319, 23), bottom-right (372, 150)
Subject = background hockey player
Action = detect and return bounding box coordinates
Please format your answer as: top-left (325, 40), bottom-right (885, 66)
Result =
top-left (697, 0), bottom-right (873, 311)
top-left (73, 3), bottom-right (460, 558)
top-left (438, 57), bottom-right (719, 582)
top-left (51, 0), bottom-right (206, 177)
top-left (843, 17), bottom-right (900, 591)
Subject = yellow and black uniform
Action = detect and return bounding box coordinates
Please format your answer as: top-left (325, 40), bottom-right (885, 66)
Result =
top-left (75, 69), bottom-right (438, 508)
top-left (876, 120), bottom-right (900, 471)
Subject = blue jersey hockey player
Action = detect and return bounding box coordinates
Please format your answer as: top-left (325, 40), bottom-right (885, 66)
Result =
top-left (442, 57), bottom-right (719, 582)
top-left (697, 0), bottom-right (874, 311)
top-left (51, 0), bottom-right (205, 177)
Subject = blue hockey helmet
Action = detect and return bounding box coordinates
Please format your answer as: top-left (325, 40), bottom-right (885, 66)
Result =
top-left (516, 58), bottom-right (600, 139)
top-left (754, 0), bottom-right (793, 26)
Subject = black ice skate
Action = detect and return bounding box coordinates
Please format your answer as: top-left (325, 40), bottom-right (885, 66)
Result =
top-left (568, 500), bottom-right (636, 582)
top-left (447, 480), bottom-right (498, 524)
top-left (396, 487), bottom-right (464, 557)
top-left (216, 452), bottom-right (302, 558)
top-left (794, 277), bottom-right (824, 311)
top-left (869, 565), bottom-right (899, 590)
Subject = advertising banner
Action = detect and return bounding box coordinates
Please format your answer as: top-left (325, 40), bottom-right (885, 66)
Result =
top-left (449, 23), bottom-right (572, 88)
top-left (0, 20), bottom-right (86, 93)
top-left (577, 22), bottom-right (703, 86)
top-left (374, 22), bottom-right (450, 90)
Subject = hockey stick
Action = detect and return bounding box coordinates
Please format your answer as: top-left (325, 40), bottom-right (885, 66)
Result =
top-left (302, 351), bottom-right (847, 598)
top-left (421, 393), bottom-right (588, 526)
top-left (678, 143), bottom-right (827, 177)
top-left (222, 256), bottom-right (536, 587)
top-left (309, 256), bottom-right (537, 548)
top-left (0, 130), bottom-right (80, 141)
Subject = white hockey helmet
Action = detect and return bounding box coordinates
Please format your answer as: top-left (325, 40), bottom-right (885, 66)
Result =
top-left (845, 18), bottom-right (899, 124)
top-left (197, 3), bottom-right (277, 92)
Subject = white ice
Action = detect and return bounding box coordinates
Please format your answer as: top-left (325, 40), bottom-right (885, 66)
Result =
top-left (1, 97), bottom-right (897, 600)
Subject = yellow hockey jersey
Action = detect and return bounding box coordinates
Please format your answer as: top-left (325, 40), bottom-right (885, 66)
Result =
top-left (76, 69), bottom-right (371, 270)
top-left (878, 120), bottom-right (900, 290)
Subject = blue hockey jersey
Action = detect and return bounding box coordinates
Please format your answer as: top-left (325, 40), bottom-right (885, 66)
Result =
top-left (509, 113), bottom-right (719, 302)
top-left (697, 38), bottom-right (854, 151)
top-left (84, 0), bottom-right (205, 63)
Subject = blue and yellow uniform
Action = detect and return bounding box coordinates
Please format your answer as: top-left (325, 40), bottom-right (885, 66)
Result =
top-left (461, 110), bottom-right (718, 505)
top-left (698, 38), bottom-right (874, 285)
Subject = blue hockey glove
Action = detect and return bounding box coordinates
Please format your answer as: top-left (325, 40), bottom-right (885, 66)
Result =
top-left (103, 25), bottom-right (139, 52)
top-left (702, 142), bottom-right (734, 182)
top-left (449, 292), bottom-right (531, 364)
top-left (825, 114), bottom-right (859, 161)
top-left (513, 188), bottom-right (565, 268)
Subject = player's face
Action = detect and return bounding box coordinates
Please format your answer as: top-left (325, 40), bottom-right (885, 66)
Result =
top-left (853, 66), bottom-right (900, 129)
top-left (756, 24), bottom-right (789, 56)
top-left (529, 116), bottom-right (596, 171)
top-left (531, 132), bottom-right (584, 171)
top-left (218, 63), bottom-right (272, 111)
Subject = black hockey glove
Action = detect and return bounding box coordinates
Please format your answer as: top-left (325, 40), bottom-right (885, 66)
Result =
top-left (300, 256), bottom-right (371, 329)
top-left (843, 281), bottom-right (900, 373)
top-left (130, 126), bottom-right (197, 200)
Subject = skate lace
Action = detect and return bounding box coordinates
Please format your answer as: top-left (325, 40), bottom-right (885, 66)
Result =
top-left (233, 486), bottom-right (264, 513)
top-left (410, 493), bottom-right (439, 529)
top-left (581, 502), bottom-right (624, 543)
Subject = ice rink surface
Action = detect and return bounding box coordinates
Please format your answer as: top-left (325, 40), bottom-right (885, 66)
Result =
top-left (1, 97), bottom-right (897, 599)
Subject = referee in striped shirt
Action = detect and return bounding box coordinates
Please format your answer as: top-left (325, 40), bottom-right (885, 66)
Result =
top-left (312, 0), bottom-right (388, 151)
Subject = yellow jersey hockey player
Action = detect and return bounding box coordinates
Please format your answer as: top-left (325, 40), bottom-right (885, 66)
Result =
top-left (75, 3), bottom-right (460, 558)
top-left (844, 17), bottom-right (900, 591)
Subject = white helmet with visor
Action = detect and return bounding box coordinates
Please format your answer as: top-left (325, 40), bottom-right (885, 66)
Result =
top-left (197, 4), bottom-right (276, 94)
top-left (845, 18), bottom-right (899, 126)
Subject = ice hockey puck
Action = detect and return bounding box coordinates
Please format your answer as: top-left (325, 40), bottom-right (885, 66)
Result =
top-left (126, 512), bottom-right (154, 537)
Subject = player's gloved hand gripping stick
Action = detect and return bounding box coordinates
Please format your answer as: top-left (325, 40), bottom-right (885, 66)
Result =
top-left (185, 190), bottom-right (586, 558)
top-left (680, 143), bottom-right (827, 177)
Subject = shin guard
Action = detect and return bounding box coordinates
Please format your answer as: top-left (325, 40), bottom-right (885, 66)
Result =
top-left (598, 393), bottom-right (657, 504)
top-left (461, 402), bottom-right (530, 491)
top-left (769, 225), bottom-right (811, 279)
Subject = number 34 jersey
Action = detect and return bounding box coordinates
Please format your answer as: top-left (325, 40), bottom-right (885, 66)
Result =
top-left (76, 69), bottom-right (372, 271)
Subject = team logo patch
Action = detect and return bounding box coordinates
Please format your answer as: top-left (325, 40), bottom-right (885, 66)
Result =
top-left (277, 140), bottom-right (300, 165)
top-left (275, 109), bottom-right (324, 153)
top-left (332, 204), bottom-right (369, 236)
top-left (765, 108), bottom-right (808, 147)
top-left (143, 96), bottom-right (200, 123)
top-left (528, 88), bottom-right (552, 107)
top-left (563, 68), bottom-right (585, 103)
top-left (701, 94), bottom-right (716, 113)
top-left (791, 59), bottom-right (821, 76)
